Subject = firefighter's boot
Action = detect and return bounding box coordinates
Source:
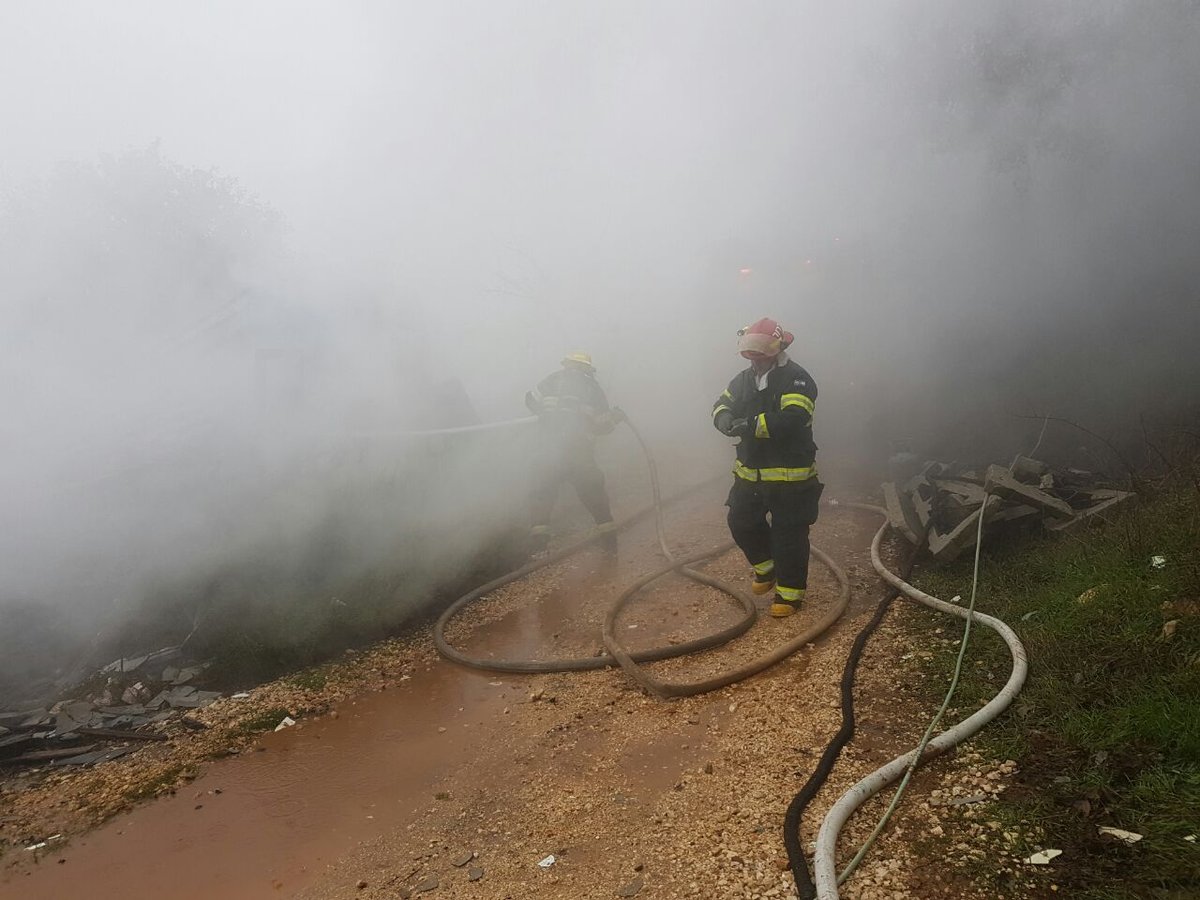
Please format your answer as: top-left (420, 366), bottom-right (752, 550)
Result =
top-left (596, 521), bottom-right (618, 557)
top-left (750, 561), bottom-right (776, 595)
top-left (770, 586), bottom-right (804, 618)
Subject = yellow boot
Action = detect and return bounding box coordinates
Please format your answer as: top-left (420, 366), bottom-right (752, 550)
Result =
top-left (750, 562), bottom-right (776, 595)
top-left (770, 587), bottom-right (804, 618)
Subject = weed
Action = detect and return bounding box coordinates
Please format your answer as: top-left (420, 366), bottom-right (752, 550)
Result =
top-left (235, 706), bottom-right (293, 736)
top-left (909, 478), bottom-right (1200, 897)
top-left (287, 669), bottom-right (329, 691)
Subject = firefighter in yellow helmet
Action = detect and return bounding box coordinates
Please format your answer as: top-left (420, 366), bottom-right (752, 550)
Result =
top-left (525, 352), bottom-right (625, 554)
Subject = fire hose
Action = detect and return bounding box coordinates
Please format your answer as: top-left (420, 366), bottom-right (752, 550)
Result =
top-left (426, 415), bottom-right (1028, 896)
top-left (432, 415), bottom-right (851, 698)
top-left (800, 502), bottom-right (1028, 899)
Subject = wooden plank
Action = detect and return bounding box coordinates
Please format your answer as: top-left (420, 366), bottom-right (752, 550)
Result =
top-left (1, 744), bottom-right (98, 765)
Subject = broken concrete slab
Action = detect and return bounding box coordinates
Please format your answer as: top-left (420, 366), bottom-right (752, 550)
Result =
top-left (931, 478), bottom-right (989, 504)
top-left (1047, 489), bottom-right (1136, 531)
top-left (984, 465), bottom-right (1075, 519)
top-left (0, 733), bottom-right (36, 757)
top-left (882, 481), bottom-right (922, 545)
top-left (990, 503), bottom-right (1040, 523)
top-left (0, 710), bottom-right (44, 729)
top-left (172, 666), bottom-right (205, 685)
top-left (53, 701), bottom-right (97, 736)
top-left (905, 475), bottom-right (935, 531)
top-left (19, 709), bottom-right (51, 728)
top-left (928, 496), bottom-right (1004, 561)
top-left (2, 744), bottom-right (99, 765)
top-left (51, 744), bottom-right (137, 767)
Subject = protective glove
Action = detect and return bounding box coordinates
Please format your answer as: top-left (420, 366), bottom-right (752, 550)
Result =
top-left (714, 410), bottom-right (734, 435)
top-left (728, 417), bottom-right (751, 438)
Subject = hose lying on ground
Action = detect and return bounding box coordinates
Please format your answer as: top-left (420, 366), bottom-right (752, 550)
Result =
top-left (808, 503), bottom-right (1029, 900)
top-left (784, 541), bottom-right (923, 899)
top-left (433, 416), bottom-right (850, 698)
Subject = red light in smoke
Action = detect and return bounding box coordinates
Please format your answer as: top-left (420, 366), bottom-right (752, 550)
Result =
top-left (738, 267), bottom-right (752, 276)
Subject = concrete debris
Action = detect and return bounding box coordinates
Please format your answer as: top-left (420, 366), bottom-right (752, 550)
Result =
top-left (24, 835), bottom-right (61, 851)
top-left (0, 647), bottom-right (223, 771)
top-left (1023, 848), bottom-right (1062, 865)
top-left (274, 716), bottom-right (296, 732)
top-left (1098, 826), bottom-right (1143, 844)
top-left (537, 854), bottom-right (556, 868)
top-left (884, 456), bottom-right (1134, 561)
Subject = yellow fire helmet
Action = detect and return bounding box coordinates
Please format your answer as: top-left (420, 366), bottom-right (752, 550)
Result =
top-left (561, 351), bottom-right (595, 371)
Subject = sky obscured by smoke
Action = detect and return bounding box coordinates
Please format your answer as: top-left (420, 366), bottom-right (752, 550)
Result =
top-left (2, 1), bottom-right (1198, 664)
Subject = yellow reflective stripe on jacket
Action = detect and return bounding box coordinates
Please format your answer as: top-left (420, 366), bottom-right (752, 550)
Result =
top-left (780, 393), bottom-right (815, 415)
top-left (760, 465), bottom-right (816, 482)
top-left (721, 389), bottom-right (734, 401)
top-left (734, 460), bottom-right (817, 482)
top-left (755, 413), bottom-right (769, 439)
top-left (712, 404), bottom-right (732, 418)
top-left (733, 460), bottom-right (759, 481)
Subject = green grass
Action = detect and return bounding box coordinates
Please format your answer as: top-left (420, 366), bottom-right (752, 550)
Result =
top-left (910, 479), bottom-right (1200, 898)
top-left (286, 667), bottom-right (330, 691)
top-left (234, 706), bottom-right (294, 736)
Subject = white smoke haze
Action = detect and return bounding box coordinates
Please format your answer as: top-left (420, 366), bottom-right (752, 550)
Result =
top-left (1, 1), bottom-right (1198, 693)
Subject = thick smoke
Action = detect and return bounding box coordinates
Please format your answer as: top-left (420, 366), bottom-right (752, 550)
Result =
top-left (1, 1), bottom-right (1197, 695)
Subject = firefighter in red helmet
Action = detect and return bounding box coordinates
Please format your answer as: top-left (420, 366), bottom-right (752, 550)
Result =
top-left (712, 318), bottom-right (823, 617)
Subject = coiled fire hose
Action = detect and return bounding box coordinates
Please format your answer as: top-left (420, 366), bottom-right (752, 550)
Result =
top-left (433, 415), bottom-right (851, 698)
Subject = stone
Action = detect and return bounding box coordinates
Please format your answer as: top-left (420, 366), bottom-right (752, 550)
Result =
top-left (468, 867), bottom-right (484, 882)
top-left (616, 876), bottom-right (644, 897)
top-left (1010, 456), bottom-right (1050, 483)
top-left (415, 875), bottom-right (439, 892)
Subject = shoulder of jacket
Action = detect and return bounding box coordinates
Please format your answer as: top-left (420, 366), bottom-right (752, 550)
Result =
top-left (778, 361), bottom-right (816, 390)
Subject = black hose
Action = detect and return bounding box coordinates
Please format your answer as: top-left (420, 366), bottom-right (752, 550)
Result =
top-left (785, 541), bottom-right (922, 898)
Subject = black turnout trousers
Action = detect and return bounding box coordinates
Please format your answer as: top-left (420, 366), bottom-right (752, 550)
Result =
top-left (530, 438), bottom-right (614, 527)
top-left (726, 479), bottom-right (824, 594)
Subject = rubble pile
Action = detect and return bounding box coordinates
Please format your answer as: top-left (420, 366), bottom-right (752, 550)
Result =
top-left (883, 455), bottom-right (1135, 561)
top-left (0, 647), bottom-right (219, 772)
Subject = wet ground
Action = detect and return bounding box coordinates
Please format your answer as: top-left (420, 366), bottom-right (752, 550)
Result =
top-left (3, 483), bottom-right (913, 900)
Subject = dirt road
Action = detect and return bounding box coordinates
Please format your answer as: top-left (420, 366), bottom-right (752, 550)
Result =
top-left (3, 483), bottom-right (955, 900)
